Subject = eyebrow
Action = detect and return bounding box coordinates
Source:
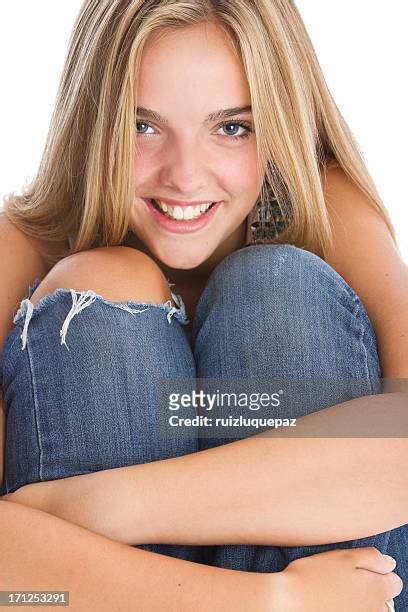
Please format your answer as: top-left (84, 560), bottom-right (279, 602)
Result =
top-left (135, 105), bottom-right (252, 124)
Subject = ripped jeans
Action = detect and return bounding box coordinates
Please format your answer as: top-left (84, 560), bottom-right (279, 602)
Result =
top-left (1, 244), bottom-right (407, 609)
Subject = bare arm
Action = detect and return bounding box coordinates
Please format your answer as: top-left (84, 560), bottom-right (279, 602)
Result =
top-left (1, 500), bottom-right (401, 612)
top-left (70, 391), bottom-right (408, 546)
top-left (0, 500), bottom-right (273, 612)
top-left (7, 391), bottom-right (408, 547)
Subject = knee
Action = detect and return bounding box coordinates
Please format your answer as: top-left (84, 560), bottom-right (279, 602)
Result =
top-left (30, 246), bottom-right (172, 307)
top-left (204, 243), bottom-right (351, 310)
top-left (216, 243), bottom-right (332, 282)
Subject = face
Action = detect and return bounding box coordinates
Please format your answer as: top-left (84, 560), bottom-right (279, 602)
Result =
top-left (130, 21), bottom-right (262, 277)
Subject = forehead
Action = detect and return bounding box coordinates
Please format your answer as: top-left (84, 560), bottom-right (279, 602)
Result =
top-left (137, 22), bottom-right (250, 111)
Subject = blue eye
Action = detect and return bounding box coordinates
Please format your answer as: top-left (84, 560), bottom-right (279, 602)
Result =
top-left (218, 121), bottom-right (252, 140)
top-left (135, 121), bottom-right (154, 135)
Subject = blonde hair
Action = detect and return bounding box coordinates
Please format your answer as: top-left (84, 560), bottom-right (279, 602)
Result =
top-left (2, 0), bottom-right (398, 267)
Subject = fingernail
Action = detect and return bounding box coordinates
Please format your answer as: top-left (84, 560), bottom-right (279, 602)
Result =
top-left (383, 554), bottom-right (397, 568)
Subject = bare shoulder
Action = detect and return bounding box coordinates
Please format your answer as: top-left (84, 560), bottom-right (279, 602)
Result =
top-left (321, 165), bottom-right (408, 377)
top-left (0, 213), bottom-right (66, 262)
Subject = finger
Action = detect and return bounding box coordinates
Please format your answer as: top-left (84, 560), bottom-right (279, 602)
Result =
top-left (354, 549), bottom-right (396, 574)
top-left (385, 600), bottom-right (395, 611)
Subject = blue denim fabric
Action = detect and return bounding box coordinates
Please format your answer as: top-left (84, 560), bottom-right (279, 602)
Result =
top-left (1, 244), bottom-right (406, 607)
top-left (190, 245), bottom-right (408, 612)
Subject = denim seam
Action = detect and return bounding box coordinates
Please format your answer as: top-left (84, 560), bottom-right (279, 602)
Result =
top-left (1, 333), bottom-right (26, 419)
top-left (342, 286), bottom-right (378, 394)
top-left (314, 262), bottom-right (379, 394)
top-left (25, 334), bottom-right (44, 482)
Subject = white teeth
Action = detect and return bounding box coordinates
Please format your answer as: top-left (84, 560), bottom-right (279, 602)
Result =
top-left (154, 200), bottom-right (213, 220)
top-left (183, 206), bottom-right (195, 221)
top-left (173, 206), bottom-right (184, 221)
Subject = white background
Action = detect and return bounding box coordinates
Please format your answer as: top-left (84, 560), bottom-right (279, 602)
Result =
top-left (0, 1), bottom-right (406, 262)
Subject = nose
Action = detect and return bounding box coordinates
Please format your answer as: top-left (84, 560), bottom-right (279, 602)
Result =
top-left (159, 136), bottom-right (209, 196)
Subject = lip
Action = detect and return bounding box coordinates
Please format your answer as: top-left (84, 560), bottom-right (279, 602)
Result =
top-left (142, 198), bottom-right (222, 234)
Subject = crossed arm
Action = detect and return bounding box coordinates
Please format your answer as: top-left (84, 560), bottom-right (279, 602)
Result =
top-left (3, 390), bottom-right (408, 547)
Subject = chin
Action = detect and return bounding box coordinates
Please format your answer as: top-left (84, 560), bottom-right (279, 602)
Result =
top-left (163, 258), bottom-right (204, 271)
top-left (157, 250), bottom-right (209, 271)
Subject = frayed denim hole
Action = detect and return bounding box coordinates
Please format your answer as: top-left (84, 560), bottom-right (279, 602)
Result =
top-left (16, 287), bottom-right (188, 320)
top-left (11, 277), bottom-right (42, 325)
top-left (13, 287), bottom-right (190, 352)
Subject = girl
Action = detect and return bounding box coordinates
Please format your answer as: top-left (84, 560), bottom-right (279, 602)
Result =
top-left (1, 1), bottom-right (407, 609)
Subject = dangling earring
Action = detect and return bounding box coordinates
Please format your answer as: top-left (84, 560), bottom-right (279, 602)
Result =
top-left (247, 182), bottom-right (286, 245)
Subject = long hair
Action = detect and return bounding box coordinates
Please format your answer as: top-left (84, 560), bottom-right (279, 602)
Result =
top-left (2, 0), bottom-right (398, 266)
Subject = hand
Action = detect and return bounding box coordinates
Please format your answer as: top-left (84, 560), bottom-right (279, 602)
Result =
top-left (272, 546), bottom-right (402, 611)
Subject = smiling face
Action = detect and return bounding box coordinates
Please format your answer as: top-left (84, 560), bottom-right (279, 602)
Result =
top-left (129, 21), bottom-right (262, 277)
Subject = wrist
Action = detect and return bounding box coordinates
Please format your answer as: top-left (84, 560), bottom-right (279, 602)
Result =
top-left (49, 469), bottom-right (125, 541)
top-left (65, 466), bottom-right (150, 545)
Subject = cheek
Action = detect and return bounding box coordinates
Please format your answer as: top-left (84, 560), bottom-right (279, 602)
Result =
top-left (133, 146), bottom-right (159, 184)
top-left (223, 154), bottom-right (260, 198)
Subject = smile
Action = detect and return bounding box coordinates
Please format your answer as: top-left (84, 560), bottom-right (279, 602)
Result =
top-left (142, 198), bottom-right (222, 234)
top-left (151, 199), bottom-right (215, 221)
